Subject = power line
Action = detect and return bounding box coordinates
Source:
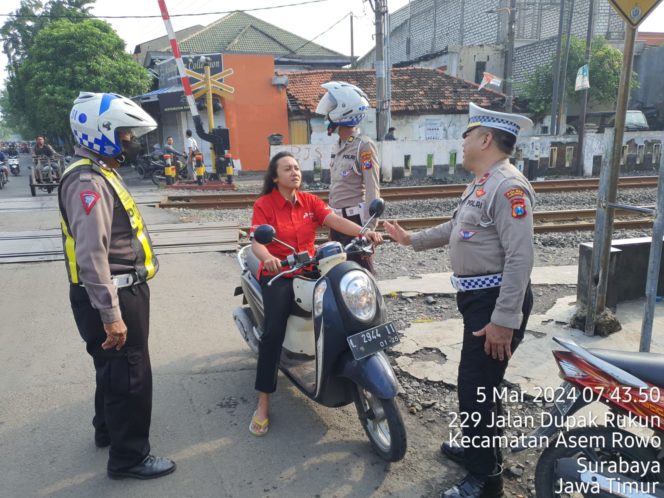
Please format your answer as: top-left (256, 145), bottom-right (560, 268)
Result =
top-left (0, 0), bottom-right (332, 19)
top-left (274, 12), bottom-right (352, 61)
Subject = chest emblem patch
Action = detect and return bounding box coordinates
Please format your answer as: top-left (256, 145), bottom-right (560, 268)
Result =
top-left (476, 188), bottom-right (486, 197)
top-left (80, 190), bottom-right (100, 215)
top-left (341, 169), bottom-right (351, 177)
top-left (476, 172), bottom-right (490, 185)
top-left (459, 229), bottom-right (477, 240)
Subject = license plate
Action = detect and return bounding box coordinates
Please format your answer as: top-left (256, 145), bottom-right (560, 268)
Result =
top-left (347, 322), bottom-right (400, 361)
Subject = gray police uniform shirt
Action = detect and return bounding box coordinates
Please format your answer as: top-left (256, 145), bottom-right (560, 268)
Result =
top-left (328, 129), bottom-right (380, 228)
top-left (59, 147), bottom-right (158, 323)
top-left (411, 159), bottom-right (535, 330)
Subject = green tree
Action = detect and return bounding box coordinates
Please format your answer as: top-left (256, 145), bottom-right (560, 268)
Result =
top-left (3, 19), bottom-right (151, 145)
top-left (1, 0), bottom-right (95, 73)
top-left (517, 36), bottom-right (638, 117)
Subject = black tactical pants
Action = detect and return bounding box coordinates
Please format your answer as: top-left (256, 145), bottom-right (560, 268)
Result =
top-left (455, 283), bottom-right (533, 477)
top-left (70, 283), bottom-right (152, 472)
top-left (255, 276), bottom-right (294, 393)
top-left (329, 212), bottom-right (374, 274)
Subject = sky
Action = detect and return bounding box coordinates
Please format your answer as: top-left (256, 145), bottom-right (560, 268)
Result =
top-left (1, 0), bottom-right (664, 86)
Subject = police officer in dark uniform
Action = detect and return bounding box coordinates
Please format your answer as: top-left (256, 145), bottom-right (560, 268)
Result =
top-left (315, 81), bottom-right (380, 273)
top-left (385, 103), bottom-right (535, 498)
top-left (59, 92), bottom-right (175, 480)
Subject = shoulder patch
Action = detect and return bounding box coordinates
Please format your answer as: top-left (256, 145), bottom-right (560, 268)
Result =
top-left (511, 198), bottom-right (527, 218)
top-left (80, 190), bottom-right (100, 215)
top-left (360, 150), bottom-right (374, 170)
top-left (504, 187), bottom-right (525, 200)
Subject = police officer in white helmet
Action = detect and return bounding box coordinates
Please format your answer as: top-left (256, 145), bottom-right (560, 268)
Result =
top-left (316, 81), bottom-right (381, 273)
top-left (60, 92), bottom-right (176, 480)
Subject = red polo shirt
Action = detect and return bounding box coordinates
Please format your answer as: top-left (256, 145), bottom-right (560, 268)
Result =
top-left (251, 189), bottom-right (336, 274)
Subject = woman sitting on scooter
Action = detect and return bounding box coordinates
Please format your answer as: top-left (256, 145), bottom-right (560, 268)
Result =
top-left (249, 151), bottom-right (382, 436)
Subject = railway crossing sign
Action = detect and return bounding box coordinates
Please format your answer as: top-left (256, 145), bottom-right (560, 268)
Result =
top-left (187, 67), bottom-right (235, 100)
top-left (608, 0), bottom-right (663, 27)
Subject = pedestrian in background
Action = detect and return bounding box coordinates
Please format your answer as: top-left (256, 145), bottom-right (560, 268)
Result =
top-left (384, 127), bottom-right (397, 141)
top-left (60, 91), bottom-right (176, 480)
top-left (384, 103), bottom-right (535, 498)
top-left (185, 129), bottom-right (198, 180)
top-left (315, 81), bottom-right (380, 273)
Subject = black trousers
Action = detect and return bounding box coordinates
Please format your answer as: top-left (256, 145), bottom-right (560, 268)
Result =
top-left (70, 283), bottom-right (152, 472)
top-left (455, 283), bottom-right (533, 477)
top-left (329, 212), bottom-right (374, 274)
top-left (255, 276), bottom-right (294, 393)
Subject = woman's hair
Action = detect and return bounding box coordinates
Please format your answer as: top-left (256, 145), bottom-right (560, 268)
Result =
top-left (261, 151), bottom-right (296, 196)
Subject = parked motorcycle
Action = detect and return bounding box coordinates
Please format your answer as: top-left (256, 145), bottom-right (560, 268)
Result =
top-left (521, 337), bottom-right (664, 497)
top-left (233, 199), bottom-right (407, 462)
top-left (8, 156), bottom-right (20, 176)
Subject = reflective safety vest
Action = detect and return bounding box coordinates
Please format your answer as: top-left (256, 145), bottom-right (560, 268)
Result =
top-left (59, 158), bottom-right (157, 284)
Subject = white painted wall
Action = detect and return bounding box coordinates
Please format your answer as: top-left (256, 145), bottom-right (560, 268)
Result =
top-left (271, 130), bottom-right (662, 179)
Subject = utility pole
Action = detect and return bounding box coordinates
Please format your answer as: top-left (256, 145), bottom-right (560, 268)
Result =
top-left (373, 0), bottom-right (388, 141)
top-left (557, 0), bottom-right (575, 134)
top-left (576, 0), bottom-right (594, 176)
top-left (504, 0), bottom-right (516, 112)
top-left (350, 14), bottom-right (355, 68)
top-left (550, 0), bottom-right (567, 135)
top-left (585, 24), bottom-right (638, 336)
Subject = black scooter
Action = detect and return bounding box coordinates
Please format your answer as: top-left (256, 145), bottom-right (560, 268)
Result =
top-left (233, 199), bottom-right (407, 462)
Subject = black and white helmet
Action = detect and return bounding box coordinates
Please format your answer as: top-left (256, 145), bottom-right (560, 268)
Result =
top-left (315, 81), bottom-right (370, 126)
top-left (70, 92), bottom-right (157, 157)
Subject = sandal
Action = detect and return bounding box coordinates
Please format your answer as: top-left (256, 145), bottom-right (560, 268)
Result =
top-left (249, 411), bottom-right (269, 436)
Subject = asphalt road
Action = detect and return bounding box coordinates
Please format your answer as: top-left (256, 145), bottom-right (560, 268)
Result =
top-left (0, 155), bottom-right (450, 497)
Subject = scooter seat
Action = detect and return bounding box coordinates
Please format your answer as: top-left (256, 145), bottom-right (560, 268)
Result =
top-left (244, 248), bottom-right (261, 279)
top-left (588, 348), bottom-right (664, 387)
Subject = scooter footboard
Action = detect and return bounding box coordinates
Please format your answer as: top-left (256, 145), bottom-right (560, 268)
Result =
top-left (337, 350), bottom-right (399, 399)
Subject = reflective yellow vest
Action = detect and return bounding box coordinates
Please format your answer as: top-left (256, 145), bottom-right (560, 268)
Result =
top-left (59, 158), bottom-right (157, 284)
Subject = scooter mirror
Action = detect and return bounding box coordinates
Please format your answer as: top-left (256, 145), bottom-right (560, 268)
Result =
top-left (368, 198), bottom-right (385, 218)
top-left (253, 225), bottom-right (276, 245)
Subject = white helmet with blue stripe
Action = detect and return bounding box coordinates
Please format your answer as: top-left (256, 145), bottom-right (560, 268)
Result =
top-left (315, 81), bottom-right (370, 126)
top-left (70, 92), bottom-right (157, 157)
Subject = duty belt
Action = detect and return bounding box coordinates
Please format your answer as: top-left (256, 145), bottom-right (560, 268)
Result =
top-left (332, 205), bottom-right (362, 217)
top-left (450, 273), bottom-right (503, 292)
top-left (79, 272), bottom-right (142, 289)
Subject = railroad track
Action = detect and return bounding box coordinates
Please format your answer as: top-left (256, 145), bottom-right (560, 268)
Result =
top-left (159, 176), bottom-right (659, 210)
top-left (239, 207), bottom-right (654, 237)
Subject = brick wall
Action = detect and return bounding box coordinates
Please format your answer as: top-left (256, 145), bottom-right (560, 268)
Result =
top-left (513, 37), bottom-right (558, 85)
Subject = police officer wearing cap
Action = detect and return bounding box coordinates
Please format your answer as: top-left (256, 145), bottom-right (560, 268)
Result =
top-left (384, 103), bottom-right (535, 498)
top-left (59, 92), bottom-right (175, 480)
top-left (316, 81), bottom-right (380, 273)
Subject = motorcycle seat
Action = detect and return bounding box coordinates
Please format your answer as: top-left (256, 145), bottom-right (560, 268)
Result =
top-left (588, 348), bottom-right (664, 387)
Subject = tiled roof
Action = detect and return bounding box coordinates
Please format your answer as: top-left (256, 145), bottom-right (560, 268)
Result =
top-left (284, 67), bottom-right (506, 114)
top-left (637, 32), bottom-right (664, 46)
top-left (177, 11), bottom-right (343, 59)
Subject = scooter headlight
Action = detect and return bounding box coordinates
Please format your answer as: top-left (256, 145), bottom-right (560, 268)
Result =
top-left (314, 280), bottom-right (327, 317)
top-left (339, 270), bottom-right (376, 322)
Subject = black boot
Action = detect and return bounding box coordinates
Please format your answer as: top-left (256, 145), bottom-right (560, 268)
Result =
top-left (440, 441), bottom-right (466, 466)
top-left (441, 467), bottom-right (504, 498)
